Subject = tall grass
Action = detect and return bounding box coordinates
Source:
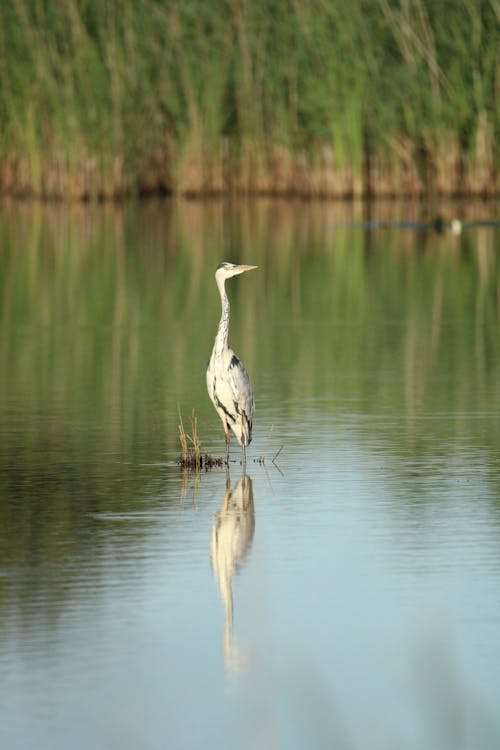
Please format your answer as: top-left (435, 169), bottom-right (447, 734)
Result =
top-left (0, 0), bottom-right (497, 199)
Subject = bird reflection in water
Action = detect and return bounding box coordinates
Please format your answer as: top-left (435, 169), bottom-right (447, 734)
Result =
top-left (210, 472), bottom-right (255, 673)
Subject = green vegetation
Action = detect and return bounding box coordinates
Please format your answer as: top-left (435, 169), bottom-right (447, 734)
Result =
top-left (0, 0), bottom-right (498, 198)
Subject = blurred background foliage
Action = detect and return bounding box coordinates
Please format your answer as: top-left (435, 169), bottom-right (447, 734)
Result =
top-left (0, 0), bottom-right (498, 197)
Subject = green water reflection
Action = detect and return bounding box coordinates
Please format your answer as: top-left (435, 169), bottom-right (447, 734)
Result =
top-left (1, 199), bottom-right (499, 444)
top-left (0, 198), bottom-right (499, 591)
top-left (1, 198), bottom-right (500, 749)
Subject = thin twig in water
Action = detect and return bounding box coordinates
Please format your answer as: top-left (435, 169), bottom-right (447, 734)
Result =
top-left (261, 423), bottom-right (275, 461)
top-left (178, 408), bottom-right (188, 464)
top-left (272, 445), bottom-right (284, 466)
top-left (272, 446), bottom-right (285, 477)
top-left (261, 460), bottom-right (276, 494)
top-left (186, 408), bottom-right (201, 470)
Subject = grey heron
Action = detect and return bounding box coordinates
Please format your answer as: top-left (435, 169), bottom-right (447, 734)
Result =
top-left (206, 262), bottom-right (257, 464)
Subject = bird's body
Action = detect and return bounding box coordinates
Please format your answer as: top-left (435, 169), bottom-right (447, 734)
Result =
top-left (206, 262), bottom-right (257, 463)
top-left (207, 345), bottom-right (253, 448)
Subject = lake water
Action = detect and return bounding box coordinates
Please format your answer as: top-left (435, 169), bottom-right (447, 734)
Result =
top-left (1, 199), bottom-right (499, 749)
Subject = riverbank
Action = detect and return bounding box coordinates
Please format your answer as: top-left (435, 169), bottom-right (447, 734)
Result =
top-left (0, 1), bottom-right (497, 200)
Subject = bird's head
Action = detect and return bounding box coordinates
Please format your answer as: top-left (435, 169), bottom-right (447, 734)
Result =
top-left (215, 262), bottom-right (258, 281)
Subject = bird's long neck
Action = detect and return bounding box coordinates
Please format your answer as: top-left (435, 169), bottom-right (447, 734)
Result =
top-left (214, 275), bottom-right (230, 354)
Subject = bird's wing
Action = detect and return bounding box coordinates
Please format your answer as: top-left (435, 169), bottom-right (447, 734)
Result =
top-left (227, 350), bottom-right (254, 427)
top-left (208, 349), bottom-right (253, 427)
top-left (207, 346), bottom-right (254, 446)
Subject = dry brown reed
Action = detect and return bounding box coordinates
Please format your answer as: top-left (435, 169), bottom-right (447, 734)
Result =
top-left (0, 1), bottom-right (497, 200)
top-left (1, 139), bottom-right (497, 201)
top-left (178, 409), bottom-right (225, 471)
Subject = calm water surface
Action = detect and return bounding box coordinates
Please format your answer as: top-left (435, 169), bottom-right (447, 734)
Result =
top-left (1, 200), bottom-right (500, 749)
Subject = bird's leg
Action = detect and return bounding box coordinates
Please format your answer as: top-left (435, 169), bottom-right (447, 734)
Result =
top-left (225, 429), bottom-right (230, 464)
top-left (242, 443), bottom-right (246, 469)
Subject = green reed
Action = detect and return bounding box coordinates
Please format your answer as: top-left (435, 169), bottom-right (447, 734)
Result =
top-left (0, 0), bottom-right (497, 198)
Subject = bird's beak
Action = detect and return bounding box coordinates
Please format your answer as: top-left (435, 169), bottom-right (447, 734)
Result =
top-left (235, 264), bottom-right (258, 274)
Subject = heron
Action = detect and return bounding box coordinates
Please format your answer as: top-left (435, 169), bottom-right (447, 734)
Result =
top-left (206, 262), bottom-right (257, 464)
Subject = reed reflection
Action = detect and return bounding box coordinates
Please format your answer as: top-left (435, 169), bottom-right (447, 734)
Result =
top-left (210, 472), bottom-right (255, 673)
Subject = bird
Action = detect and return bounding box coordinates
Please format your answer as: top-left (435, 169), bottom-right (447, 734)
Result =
top-left (206, 262), bottom-right (257, 464)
